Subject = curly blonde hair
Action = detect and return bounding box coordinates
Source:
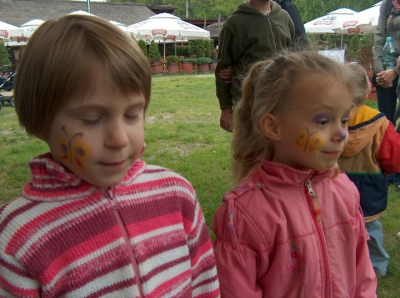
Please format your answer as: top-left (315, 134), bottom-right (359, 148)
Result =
top-left (344, 63), bottom-right (370, 106)
top-left (232, 51), bottom-right (355, 184)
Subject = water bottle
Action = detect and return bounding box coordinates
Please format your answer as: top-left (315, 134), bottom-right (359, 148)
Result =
top-left (382, 36), bottom-right (397, 70)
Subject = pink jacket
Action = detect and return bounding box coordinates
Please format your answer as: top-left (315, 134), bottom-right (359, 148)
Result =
top-left (212, 161), bottom-right (377, 298)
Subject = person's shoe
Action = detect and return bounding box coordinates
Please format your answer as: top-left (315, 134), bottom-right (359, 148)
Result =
top-left (395, 183), bottom-right (400, 191)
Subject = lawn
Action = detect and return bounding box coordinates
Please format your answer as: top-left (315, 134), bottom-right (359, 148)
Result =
top-left (0, 74), bottom-right (399, 297)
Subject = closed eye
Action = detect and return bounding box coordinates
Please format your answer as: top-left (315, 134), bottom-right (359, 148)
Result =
top-left (81, 117), bottom-right (101, 125)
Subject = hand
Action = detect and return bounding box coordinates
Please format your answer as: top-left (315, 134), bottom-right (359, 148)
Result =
top-left (219, 66), bottom-right (233, 84)
top-left (220, 108), bottom-right (233, 132)
top-left (376, 69), bottom-right (397, 87)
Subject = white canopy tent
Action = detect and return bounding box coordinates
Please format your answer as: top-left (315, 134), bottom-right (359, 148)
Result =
top-left (332, 2), bottom-right (381, 35)
top-left (304, 8), bottom-right (358, 34)
top-left (0, 21), bottom-right (26, 46)
top-left (127, 13), bottom-right (210, 59)
top-left (109, 20), bottom-right (130, 35)
top-left (20, 19), bottom-right (44, 38)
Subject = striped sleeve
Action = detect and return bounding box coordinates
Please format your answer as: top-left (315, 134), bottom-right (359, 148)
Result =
top-left (187, 197), bottom-right (220, 297)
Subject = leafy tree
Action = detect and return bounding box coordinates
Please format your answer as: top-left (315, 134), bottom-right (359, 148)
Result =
top-left (148, 40), bottom-right (161, 63)
top-left (108, 0), bottom-right (379, 21)
top-left (347, 34), bottom-right (361, 62)
top-left (137, 39), bottom-right (147, 57)
top-left (0, 43), bottom-right (9, 67)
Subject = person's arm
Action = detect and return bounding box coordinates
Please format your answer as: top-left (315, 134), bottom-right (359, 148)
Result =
top-left (213, 201), bottom-right (268, 297)
top-left (0, 251), bottom-right (40, 297)
top-left (215, 24), bottom-right (242, 132)
top-left (218, 66), bottom-right (233, 84)
top-left (377, 121), bottom-right (400, 173)
top-left (187, 197), bottom-right (220, 297)
top-left (353, 206), bottom-right (378, 297)
top-left (373, 0), bottom-right (388, 73)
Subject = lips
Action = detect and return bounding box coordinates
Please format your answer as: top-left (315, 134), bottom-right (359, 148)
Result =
top-left (322, 151), bottom-right (342, 158)
top-left (99, 160), bottom-right (126, 168)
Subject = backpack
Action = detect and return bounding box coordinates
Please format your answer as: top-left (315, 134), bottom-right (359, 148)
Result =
top-left (277, 0), bottom-right (308, 49)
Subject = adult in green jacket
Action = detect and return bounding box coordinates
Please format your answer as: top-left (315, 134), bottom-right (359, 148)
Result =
top-left (216, 0), bottom-right (294, 132)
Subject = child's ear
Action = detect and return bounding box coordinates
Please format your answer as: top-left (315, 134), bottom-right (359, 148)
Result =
top-left (260, 113), bottom-right (281, 140)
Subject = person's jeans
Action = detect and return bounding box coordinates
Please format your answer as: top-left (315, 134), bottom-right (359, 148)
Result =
top-left (366, 219), bottom-right (390, 276)
top-left (376, 81), bottom-right (398, 125)
top-left (376, 82), bottom-right (400, 185)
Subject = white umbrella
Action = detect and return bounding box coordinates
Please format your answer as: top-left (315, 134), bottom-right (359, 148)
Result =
top-left (109, 20), bottom-right (130, 35)
top-left (20, 19), bottom-right (44, 38)
top-left (127, 13), bottom-right (210, 42)
top-left (128, 13), bottom-right (210, 60)
top-left (305, 8), bottom-right (358, 34)
top-left (68, 10), bottom-right (98, 17)
top-left (332, 2), bottom-right (381, 35)
top-left (0, 21), bottom-right (24, 42)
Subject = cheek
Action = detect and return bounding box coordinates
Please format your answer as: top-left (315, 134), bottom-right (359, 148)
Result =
top-left (55, 128), bottom-right (92, 171)
top-left (295, 129), bottom-right (325, 153)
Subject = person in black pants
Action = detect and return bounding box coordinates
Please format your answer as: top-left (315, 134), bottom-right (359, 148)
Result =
top-left (373, 0), bottom-right (400, 189)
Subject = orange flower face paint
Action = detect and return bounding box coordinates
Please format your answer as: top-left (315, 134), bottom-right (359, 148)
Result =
top-left (295, 128), bottom-right (324, 153)
top-left (57, 126), bottom-right (90, 170)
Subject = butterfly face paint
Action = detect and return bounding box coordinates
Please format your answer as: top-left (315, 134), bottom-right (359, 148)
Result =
top-left (57, 126), bottom-right (90, 170)
top-left (296, 127), bottom-right (325, 153)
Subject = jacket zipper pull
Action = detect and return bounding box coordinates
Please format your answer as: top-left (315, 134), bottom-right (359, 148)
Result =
top-left (305, 179), bottom-right (321, 221)
top-left (107, 188), bottom-right (118, 209)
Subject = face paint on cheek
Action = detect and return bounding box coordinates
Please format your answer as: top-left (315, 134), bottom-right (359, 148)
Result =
top-left (295, 127), bottom-right (324, 153)
top-left (296, 129), bottom-right (308, 150)
top-left (307, 134), bottom-right (325, 152)
top-left (56, 126), bottom-right (91, 170)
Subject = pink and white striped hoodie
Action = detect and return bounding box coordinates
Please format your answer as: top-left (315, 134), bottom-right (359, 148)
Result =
top-left (0, 153), bottom-right (220, 297)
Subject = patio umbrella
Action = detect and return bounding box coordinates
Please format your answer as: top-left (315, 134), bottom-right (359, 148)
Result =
top-left (127, 13), bottom-right (210, 60)
top-left (304, 8), bottom-right (358, 34)
top-left (20, 19), bottom-right (44, 38)
top-left (332, 2), bottom-right (381, 35)
top-left (0, 20), bottom-right (25, 46)
top-left (109, 20), bottom-right (130, 35)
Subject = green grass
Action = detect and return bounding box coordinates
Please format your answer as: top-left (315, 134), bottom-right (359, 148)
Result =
top-left (1, 75), bottom-right (399, 296)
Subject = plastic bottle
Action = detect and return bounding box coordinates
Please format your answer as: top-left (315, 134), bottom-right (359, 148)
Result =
top-left (382, 36), bottom-right (397, 70)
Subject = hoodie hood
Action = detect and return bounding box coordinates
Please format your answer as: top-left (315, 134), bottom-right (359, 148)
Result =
top-left (341, 106), bottom-right (387, 158)
top-left (234, 1), bottom-right (280, 16)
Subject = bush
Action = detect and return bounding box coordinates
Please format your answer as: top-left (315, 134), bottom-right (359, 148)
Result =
top-left (194, 57), bottom-right (212, 65)
top-left (176, 45), bottom-right (189, 57)
top-left (180, 57), bottom-right (195, 63)
top-left (137, 39), bottom-right (147, 58)
top-left (166, 55), bottom-right (179, 64)
top-left (148, 40), bottom-right (161, 63)
top-left (0, 43), bottom-right (10, 67)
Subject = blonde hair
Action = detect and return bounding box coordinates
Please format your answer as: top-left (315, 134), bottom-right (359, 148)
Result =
top-left (15, 15), bottom-right (151, 137)
top-left (344, 63), bottom-right (370, 107)
top-left (232, 51), bottom-right (355, 184)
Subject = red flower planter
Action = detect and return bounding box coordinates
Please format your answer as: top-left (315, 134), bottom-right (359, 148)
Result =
top-left (182, 62), bottom-right (193, 74)
top-left (167, 62), bottom-right (179, 74)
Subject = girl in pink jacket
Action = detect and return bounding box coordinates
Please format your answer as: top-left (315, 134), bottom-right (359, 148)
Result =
top-left (212, 52), bottom-right (377, 297)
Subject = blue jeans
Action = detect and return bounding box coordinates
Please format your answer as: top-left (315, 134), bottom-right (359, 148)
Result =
top-left (366, 219), bottom-right (390, 275)
top-left (376, 81), bottom-right (398, 125)
top-left (376, 82), bottom-right (400, 184)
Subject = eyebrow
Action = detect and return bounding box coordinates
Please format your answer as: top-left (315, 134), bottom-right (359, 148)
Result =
top-left (69, 102), bottom-right (146, 113)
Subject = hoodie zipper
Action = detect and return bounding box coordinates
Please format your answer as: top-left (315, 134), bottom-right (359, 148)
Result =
top-left (305, 179), bottom-right (332, 298)
top-left (107, 189), bottom-right (144, 298)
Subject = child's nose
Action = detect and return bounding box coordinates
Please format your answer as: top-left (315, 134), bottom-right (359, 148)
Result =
top-left (104, 122), bottom-right (129, 148)
top-left (333, 127), bottom-right (347, 142)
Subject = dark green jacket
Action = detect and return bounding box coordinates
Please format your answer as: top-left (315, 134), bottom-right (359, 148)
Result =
top-left (215, 1), bottom-right (294, 110)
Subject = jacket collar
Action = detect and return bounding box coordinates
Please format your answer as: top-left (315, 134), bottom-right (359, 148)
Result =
top-left (256, 161), bottom-right (334, 186)
top-left (22, 152), bottom-right (145, 201)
